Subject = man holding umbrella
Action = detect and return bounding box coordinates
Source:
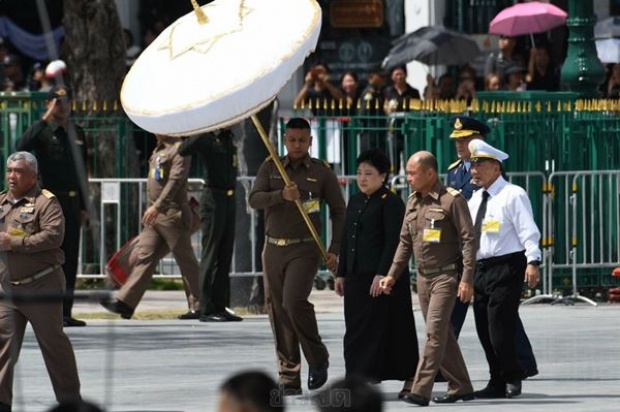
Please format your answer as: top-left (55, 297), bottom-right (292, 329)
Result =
top-left (249, 117), bottom-right (346, 395)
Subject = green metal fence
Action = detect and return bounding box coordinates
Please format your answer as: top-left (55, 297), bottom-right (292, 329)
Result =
top-left (2, 92), bottom-right (619, 293)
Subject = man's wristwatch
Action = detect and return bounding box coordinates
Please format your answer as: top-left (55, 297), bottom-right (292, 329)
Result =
top-left (528, 260), bottom-right (541, 267)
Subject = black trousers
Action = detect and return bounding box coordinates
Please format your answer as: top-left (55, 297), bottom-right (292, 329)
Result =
top-left (450, 293), bottom-right (537, 373)
top-left (473, 251), bottom-right (527, 384)
top-left (57, 194), bottom-right (81, 318)
top-left (199, 188), bottom-right (236, 314)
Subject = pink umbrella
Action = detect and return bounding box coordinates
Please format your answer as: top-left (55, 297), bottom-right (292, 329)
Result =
top-left (489, 1), bottom-right (568, 37)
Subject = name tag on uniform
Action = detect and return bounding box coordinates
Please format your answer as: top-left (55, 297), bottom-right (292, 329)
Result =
top-left (306, 177), bottom-right (318, 182)
top-left (303, 199), bottom-right (320, 214)
top-left (423, 228), bottom-right (441, 243)
top-left (8, 227), bottom-right (26, 236)
top-left (19, 207), bottom-right (34, 214)
top-left (482, 219), bottom-right (501, 233)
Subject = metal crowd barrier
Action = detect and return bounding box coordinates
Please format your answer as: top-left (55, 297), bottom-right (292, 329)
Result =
top-left (524, 170), bottom-right (620, 306)
top-left (79, 171), bottom-right (619, 303)
top-left (78, 176), bottom-right (359, 280)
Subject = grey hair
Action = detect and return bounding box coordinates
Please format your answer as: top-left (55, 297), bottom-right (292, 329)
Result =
top-left (7, 151), bottom-right (38, 174)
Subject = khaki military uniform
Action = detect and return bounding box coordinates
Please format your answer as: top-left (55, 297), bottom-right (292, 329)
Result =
top-left (388, 180), bottom-right (477, 400)
top-left (0, 186), bottom-right (81, 407)
top-left (117, 137), bottom-right (200, 311)
top-left (249, 154), bottom-right (346, 387)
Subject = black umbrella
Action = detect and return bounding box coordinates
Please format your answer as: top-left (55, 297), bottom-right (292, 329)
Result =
top-left (382, 26), bottom-right (481, 70)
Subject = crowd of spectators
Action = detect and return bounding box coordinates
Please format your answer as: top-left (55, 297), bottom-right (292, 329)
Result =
top-left (294, 34), bottom-right (620, 116)
top-left (0, 25), bottom-right (618, 102)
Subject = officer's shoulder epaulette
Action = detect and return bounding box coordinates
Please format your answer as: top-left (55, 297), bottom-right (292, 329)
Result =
top-left (446, 187), bottom-right (462, 197)
top-left (0, 189), bottom-right (7, 196)
top-left (41, 189), bottom-right (56, 198)
top-left (447, 159), bottom-right (462, 171)
top-left (174, 141), bottom-right (182, 148)
top-left (311, 158), bottom-right (331, 169)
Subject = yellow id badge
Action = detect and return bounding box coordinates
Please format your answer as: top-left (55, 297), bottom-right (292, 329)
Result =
top-left (8, 226), bottom-right (26, 236)
top-left (482, 219), bottom-right (501, 233)
top-left (423, 228), bottom-right (442, 243)
top-left (303, 199), bottom-right (320, 214)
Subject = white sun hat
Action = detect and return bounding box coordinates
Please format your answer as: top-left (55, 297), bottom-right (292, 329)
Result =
top-left (121, 0), bottom-right (322, 136)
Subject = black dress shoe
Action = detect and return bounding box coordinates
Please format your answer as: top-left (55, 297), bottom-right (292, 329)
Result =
top-left (308, 362), bottom-right (328, 390)
top-left (474, 384), bottom-right (506, 399)
top-left (432, 393), bottom-right (475, 403)
top-left (63, 317), bottom-right (87, 327)
top-left (401, 393), bottom-right (429, 406)
top-left (398, 379), bottom-right (414, 399)
top-left (100, 299), bottom-right (134, 319)
top-left (506, 381), bottom-right (522, 398)
top-left (199, 311), bottom-right (243, 322)
top-left (177, 310), bottom-right (200, 320)
top-left (278, 383), bottom-right (302, 396)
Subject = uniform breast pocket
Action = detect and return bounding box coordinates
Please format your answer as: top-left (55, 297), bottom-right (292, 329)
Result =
top-left (9, 215), bottom-right (38, 236)
top-left (48, 139), bottom-right (67, 162)
top-left (405, 212), bottom-right (417, 237)
top-left (423, 210), bottom-right (446, 243)
top-left (269, 174), bottom-right (285, 191)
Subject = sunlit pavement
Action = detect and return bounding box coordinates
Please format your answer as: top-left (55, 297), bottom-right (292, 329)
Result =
top-left (12, 290), bottom-right (620, 412)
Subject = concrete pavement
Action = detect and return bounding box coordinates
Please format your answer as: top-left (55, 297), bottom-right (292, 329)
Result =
top-left (9, 290), bottom-right (620, 411)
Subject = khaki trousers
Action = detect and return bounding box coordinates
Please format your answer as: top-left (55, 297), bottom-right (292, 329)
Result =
top-left (118, 209), bottom-right (200, 311)
top-left (262, 242), bottom-right (328, 386)
top-left (412, 272), bottom-right (473, 399)
top-left (0, 270), bottom-right (81, 406)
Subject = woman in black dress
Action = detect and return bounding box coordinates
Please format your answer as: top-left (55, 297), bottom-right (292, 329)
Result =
top-left (335, 149), bottom-right (419, 395)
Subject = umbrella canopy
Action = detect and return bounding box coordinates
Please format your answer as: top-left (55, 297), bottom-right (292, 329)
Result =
top-left (121, 0), bottom-right (321, 136)
top-left (381, 26), bottom-right (480, 70)
top-left (596, 38), bottom-right (620, 64)
top-left (594, 16), bottom-right (620, 39)
top-left (489, 1), bottom-right (567, 37)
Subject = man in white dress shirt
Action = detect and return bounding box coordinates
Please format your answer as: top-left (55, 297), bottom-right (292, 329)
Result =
top-left (467, 140), bottom-right (541, 400)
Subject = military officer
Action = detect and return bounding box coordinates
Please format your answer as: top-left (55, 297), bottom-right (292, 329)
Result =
top-left (381, 151), bottom-right (476, 406)
top-left (249, 117), bottom-right (346, 395)
top-left (445, 115), bottom-right (538, 379)
top-left (467, 140), bottom-right (542, 399)
top-left (100, 134), bottom-right (200, 319)
top-left (17, 84), bottom-right (89, 327)
top-left (177, 127), bottom-right (242, 322)
top-left (0, 152), bottom-right (81, 410)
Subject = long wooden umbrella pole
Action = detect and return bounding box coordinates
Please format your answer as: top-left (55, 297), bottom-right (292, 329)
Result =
top-left (251, 115), bottom-right (329, 263)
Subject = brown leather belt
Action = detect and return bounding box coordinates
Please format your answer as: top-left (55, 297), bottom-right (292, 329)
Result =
top-left (266, 236), bottom-right (314, 247)
top-left (10, 265), bottom-right (61, 286)
top-left (420, 263), bottom-right (458, 276)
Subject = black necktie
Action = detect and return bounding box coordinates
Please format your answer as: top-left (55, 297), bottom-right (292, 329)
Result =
top-left (474, 190), bottom-right (490, 242)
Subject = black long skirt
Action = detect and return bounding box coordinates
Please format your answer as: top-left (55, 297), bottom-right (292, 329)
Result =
top-left (343, 271), bottom-right (419, 382)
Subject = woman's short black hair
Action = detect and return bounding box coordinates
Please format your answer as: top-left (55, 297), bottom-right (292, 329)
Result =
top-left (356, 149), bottom-right (390, 182)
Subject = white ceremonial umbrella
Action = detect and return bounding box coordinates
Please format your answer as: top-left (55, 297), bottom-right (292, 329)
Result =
top-left (121, 0), bottom-right (321, 136)
top-left (121, 0), bottom-right (328, 261)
